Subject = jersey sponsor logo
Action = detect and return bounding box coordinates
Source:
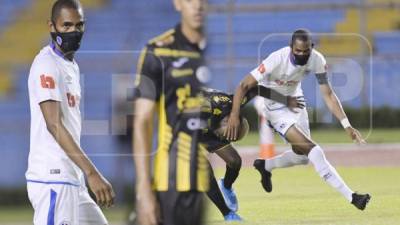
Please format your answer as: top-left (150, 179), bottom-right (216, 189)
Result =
top-left (213, 108), bottom-right (222, 115)
top-left (171, 68), bottom-right (194, 78)
top-left (275, 79), bottom-right (299, 86)
top-left (258, 63), bottom-right (266, 74)
top-left (176, 84), bottom-right (206, 111)
top-left (40, 74), bottom-right (55, 89)
top-left (65, 75), bottom-right (73, 84)
top-left (50, 169), bottom-right (61, 174)
top-left (60, 220), bottom-right (71, 225)
top-left (196, 66), bottom-right (211, 83)
top-left (172, 57), bottom-right (189, 68)
top-left (67, 93), bottom-right (76, 107)
top-left (212, 95), bottom-right (230, 104)
top-left (187, 118), bottom-right (207, 130)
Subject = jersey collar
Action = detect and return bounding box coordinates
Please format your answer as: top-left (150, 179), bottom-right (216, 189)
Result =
top-left (175, 23), bottom-right (206, 51)
top-left (50, 41), bottom-right (75, 63)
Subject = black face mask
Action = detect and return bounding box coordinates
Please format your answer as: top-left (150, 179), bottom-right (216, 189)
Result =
top-left (51, 29), bottom-right (83, 53)
top-left (292, 53), bottom-right (310, 66)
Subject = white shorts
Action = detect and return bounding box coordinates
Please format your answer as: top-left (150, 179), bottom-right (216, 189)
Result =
top-left (27, 181), bottom-right (108, 225)
top-left (264, 105), bottom-right (310, 138)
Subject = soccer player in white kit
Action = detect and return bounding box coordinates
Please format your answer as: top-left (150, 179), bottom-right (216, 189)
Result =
top-left (225, 29), bottom-right (371, 210)
top-left (26, 1), bottom-right (115, 224)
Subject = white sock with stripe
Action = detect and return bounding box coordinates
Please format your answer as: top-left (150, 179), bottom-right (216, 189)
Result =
top-left (308, 145), bottom-right (353, 202)
top-left (264, 150), bottom-right (309, 171)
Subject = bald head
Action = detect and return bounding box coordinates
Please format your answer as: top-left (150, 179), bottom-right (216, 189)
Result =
top-left (51, 0), bottom-right (83, 22)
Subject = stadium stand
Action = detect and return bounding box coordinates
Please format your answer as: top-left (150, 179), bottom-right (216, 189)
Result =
top-left (0, 0), bottom-right (399, 187)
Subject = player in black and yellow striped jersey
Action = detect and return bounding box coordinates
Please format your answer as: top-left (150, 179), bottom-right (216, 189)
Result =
top-left (135, 25), bottom-right (208, 192)
top-left (200, 85), bottom-right (305, 221)
top-left (133, 1), bottom-right (208, 225)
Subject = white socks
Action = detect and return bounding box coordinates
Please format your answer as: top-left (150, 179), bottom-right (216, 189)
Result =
top-left (308, 145), bottom-right (353, 202)
top-left (264, 150), bottom-right (309, 172)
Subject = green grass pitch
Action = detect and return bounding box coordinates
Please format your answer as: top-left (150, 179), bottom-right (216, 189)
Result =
top-left (236, 128), bottom-right (400, 146)
top-left (205, 167), bottom-right (400, 225)
top-left (0, 167), bottom-right (399, 224)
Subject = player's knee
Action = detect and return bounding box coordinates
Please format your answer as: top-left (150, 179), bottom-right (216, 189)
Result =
top-left (292, 142), bottom-right (315, 155)
top-left (226, 155), bottom-right (242, 170)
top-left (292, 146), bottom-right (304, 155)
top-left (294, 155), bottom-right (309, 165)
top-left (291, 147), bottom-right (309, 164)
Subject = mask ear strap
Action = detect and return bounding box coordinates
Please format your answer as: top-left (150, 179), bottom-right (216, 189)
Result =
top-left (51, 20), bottom-right (60, 33)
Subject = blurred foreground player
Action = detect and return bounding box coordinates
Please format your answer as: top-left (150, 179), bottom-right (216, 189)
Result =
top-left (133, 0), bottom-right (209, 225)
top-left (225, 29), bottom-right (371, 210)
top-left (26, 1), bottom-right (115, 224)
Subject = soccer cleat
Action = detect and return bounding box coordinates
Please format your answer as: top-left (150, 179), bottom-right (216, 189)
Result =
top-left (224, 211), bottom-right (242, 222)
top-left (351, 192), bottom-right (371, 210)
top-left (253, 159), bottom-right (273, 193)
top-left (218, 178), bottom-right (238, 212)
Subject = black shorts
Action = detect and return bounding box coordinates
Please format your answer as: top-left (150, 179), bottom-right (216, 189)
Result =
top-left (202, 131), bottom-right (230, 153)
top-left (157, 190), bottom-right (205, 225)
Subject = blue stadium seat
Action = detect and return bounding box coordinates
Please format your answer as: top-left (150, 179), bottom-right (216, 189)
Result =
top-left (0, 0), bottom-right (30, 32)
top-left (374, 32), bottom-right (400, 55)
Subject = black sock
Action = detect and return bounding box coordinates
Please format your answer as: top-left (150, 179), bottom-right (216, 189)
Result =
top-left (223, 165), bottom-right (240, 190)
top-left (207, 165), bottom-right (231, 216)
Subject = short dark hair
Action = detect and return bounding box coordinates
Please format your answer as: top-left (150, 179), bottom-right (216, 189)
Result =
top-left (51, 0), bottom-right (82, 22)
top-left (291, 29), bottom-right (312, 46)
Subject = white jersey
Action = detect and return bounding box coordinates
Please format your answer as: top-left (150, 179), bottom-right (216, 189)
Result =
top-left (253, 96), bottom-right (266, 117)
top-left (251, 46), bottom-right (326, 110)
top-left (26, 45), bottom-right (84, 185)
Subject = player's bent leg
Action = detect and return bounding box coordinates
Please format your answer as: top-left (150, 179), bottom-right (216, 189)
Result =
top-left (284, 125), bottom-right (316, 155)
top-left (253, 159), bottom-right (273, 193)
top-left (215, 144), bottom-right (242, 189)
top-left (78, 185), bottom-right (108, 225)
top-left (207, 170), bottom-right (242, 221)
top-left (254, 150), bottom-right (309, 193)
top-left (254, 126), bottom-right (310, 193)
top-left (285, 126), bottom-right (371, 210)
top-left (263, 149), bottom-right (309, 172)
top-left (215, 145), bottom-right (240, 212)
top-left (27, 182), bottom-right (79, 225)
top-left (206, 162), bottom-right (233, 217)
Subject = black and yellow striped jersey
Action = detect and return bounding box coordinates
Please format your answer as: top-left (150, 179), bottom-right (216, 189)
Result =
top-left (199, 85), bottom-right (289, 151)
top-left (202, 85), bottom-right (277, 130)
top-left (134, 24), bottom-right (209, 192)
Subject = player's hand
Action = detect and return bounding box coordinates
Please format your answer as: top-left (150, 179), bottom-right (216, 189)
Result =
top-left (87, 172), bottom-right (115, 208)
top-left (287, 96), bottom-right (305, 113)
top-left (345, 127), bottom-right (366, 145)
top-left (224, 114), bottom-right (240, 141)
top-left (136, 189), bottom-right (160, 225)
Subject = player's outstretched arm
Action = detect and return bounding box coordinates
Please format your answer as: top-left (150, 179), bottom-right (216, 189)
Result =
top-left (318, 77), bottom-right (366, 144)
top-left (246, 85), bottom-right (305, 111)
top-left (225, 74), bottom-right (258, 141)
top-left (133, 98), bottom-right (160, 225)
top-left (40, 100), bottom-right (115, 207)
